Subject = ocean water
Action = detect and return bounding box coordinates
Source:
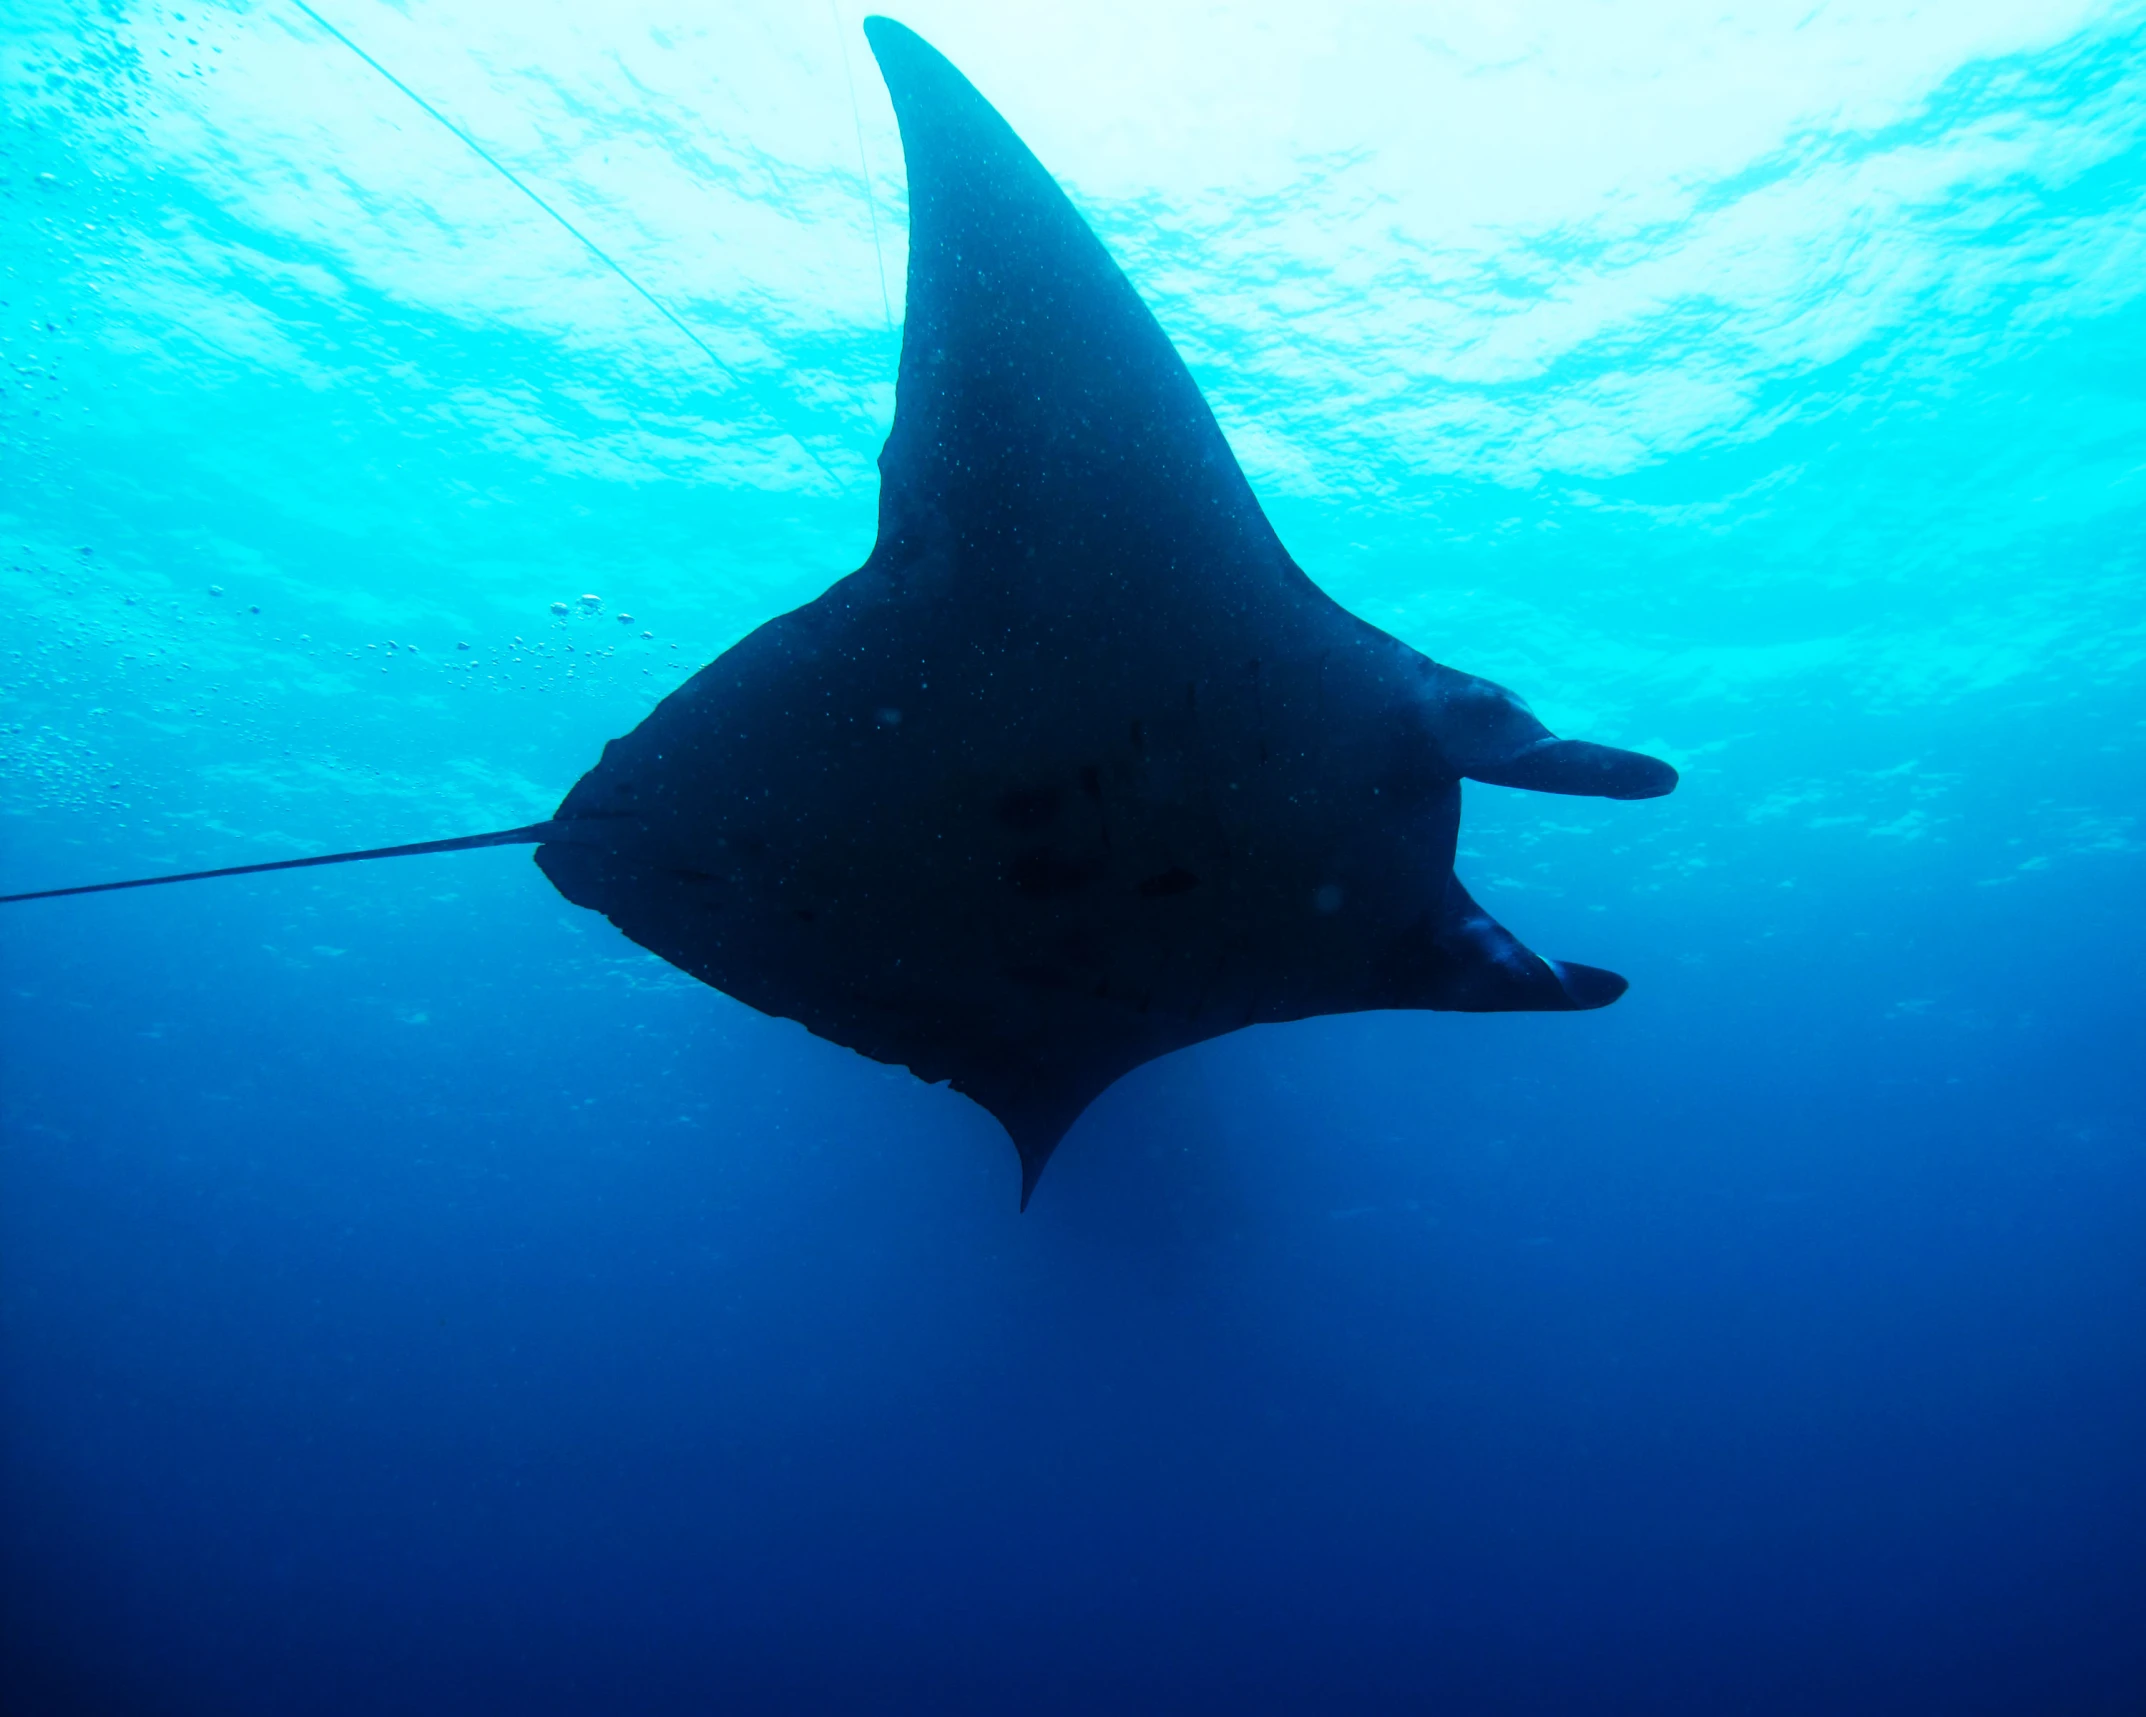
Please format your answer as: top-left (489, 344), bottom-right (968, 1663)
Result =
top-left (4, 2), bottom-right (2145, 1711)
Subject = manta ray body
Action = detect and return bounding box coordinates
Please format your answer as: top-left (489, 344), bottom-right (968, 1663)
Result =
top-left (3, 18), bottom-right (1676, 1206)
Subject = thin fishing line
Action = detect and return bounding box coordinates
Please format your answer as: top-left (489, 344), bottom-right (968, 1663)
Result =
top-left (830, 0), bottom-right (893, 334)
top-left (284, 0), bottom-right (835, 482)
top-left (0, 821), bottom-right (572, 906)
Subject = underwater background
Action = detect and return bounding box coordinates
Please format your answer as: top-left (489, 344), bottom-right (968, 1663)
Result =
top-left (5, 2), bottom-right (2146, 1711)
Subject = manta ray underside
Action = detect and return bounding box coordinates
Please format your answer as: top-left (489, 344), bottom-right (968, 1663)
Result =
top-left (2, 18), bottom-right (1677, 1207)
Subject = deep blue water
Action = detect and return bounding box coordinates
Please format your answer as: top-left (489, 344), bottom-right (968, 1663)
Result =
top-left (5, 3), bottom-right (2146, 1712)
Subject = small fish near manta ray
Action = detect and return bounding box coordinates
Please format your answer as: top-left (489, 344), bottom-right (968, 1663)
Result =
top-left (1, 18), bottom-right (1677, 1208)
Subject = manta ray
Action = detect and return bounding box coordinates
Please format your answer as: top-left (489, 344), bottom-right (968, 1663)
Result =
top-left (2, 18), bottom-right (1676, 1206)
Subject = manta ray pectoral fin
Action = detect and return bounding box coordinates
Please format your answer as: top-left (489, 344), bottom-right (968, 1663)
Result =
top-left (859, 15), bottom-right (1308, 613)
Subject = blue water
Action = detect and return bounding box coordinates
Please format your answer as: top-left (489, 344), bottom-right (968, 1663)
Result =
top-left (6, 4), bottom-right (2146, 1711)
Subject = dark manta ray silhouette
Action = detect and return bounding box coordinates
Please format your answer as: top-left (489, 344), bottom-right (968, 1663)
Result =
top-left (1, 18), bottom-right (1676, 1207)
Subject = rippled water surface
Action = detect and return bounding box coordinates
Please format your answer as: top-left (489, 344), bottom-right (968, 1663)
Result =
top-left (5, 4), bottom-right (2145, 1711)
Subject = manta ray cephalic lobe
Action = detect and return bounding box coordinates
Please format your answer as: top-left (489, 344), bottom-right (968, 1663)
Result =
top-left (2, 17), bottom-right (1678, 1208)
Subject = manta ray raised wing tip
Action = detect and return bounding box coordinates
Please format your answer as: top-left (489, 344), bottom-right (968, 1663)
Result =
top-left (861, 16), bottom-right (928, 64)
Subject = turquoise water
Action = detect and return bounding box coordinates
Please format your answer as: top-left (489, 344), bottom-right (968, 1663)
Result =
top-left (4, 4), bottom-right (2145, 1710)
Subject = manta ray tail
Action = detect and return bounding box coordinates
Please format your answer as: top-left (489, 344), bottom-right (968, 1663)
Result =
top-left (0, 821), bottom-right (586, 905)
top-left (1017, 1149), bottom-right (1049, 1214)
top-left (953, 1080), bottom-right (1105, 1212)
